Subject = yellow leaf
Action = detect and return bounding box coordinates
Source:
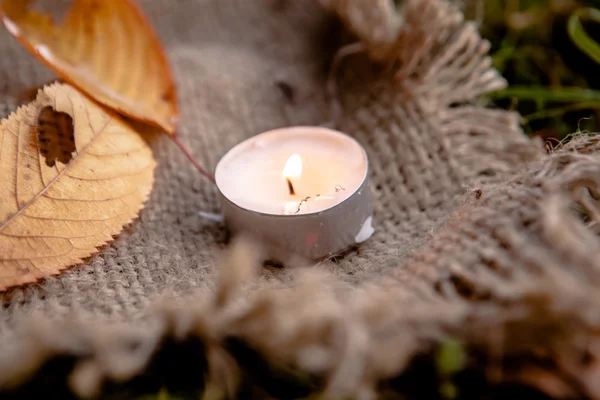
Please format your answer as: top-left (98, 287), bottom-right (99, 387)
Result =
top-left (0, 83), bottom-right (156, 291)
top-left (0, 0), bottom-right (179, 135)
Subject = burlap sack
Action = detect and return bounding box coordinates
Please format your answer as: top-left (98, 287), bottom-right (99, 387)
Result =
top-left (2, 0), bottom-right (600, 398)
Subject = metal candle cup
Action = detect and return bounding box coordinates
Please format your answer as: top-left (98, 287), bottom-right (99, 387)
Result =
top-left (215, 126), bottom-right (373, 260)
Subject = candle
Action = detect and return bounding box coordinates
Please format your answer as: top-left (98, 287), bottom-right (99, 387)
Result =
top-left (215, 126), bottom-right (373, 260)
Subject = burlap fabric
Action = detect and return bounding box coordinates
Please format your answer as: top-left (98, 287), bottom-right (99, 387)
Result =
top-left (2, 0), bottom-right (600, 398)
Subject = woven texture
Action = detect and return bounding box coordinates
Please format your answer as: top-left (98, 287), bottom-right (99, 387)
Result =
top-left (2, 0), bottom-right (600, 398)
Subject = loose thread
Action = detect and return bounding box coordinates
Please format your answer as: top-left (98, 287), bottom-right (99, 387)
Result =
top-left (295, 194), bottom-right (321, 214)
top-left (295, 184), bottom-right (346, 213)
top-left (295, 196), bottom-right (312, 214)
top-left (171, 135), bottom-right (216, 184)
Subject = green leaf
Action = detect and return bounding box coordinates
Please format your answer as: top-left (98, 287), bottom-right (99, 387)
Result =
top-left (523, 103), bottom-right (598, 123)
top-left (489, 86), bottom-right (600, 104)
top-left (134, 387), bottom-right (186, 400)
top-left (440, 381), bottom-right (458, 400)
top-left (435, 339), bottom-right (465, 376)
top-left (568, 8), bottom-right (600, 64)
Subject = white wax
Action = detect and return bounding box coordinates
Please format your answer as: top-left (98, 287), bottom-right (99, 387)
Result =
top-left (215, 127), bottom-right (368, 215)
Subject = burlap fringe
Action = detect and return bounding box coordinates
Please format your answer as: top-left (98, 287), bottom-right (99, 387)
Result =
top-left (2, 0), bottom-right (600, 398)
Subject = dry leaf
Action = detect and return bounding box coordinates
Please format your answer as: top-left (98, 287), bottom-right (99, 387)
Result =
top-left (0, 0), bottom-right (178, 135)
top-left (0, 83), bottom-right (156, 291)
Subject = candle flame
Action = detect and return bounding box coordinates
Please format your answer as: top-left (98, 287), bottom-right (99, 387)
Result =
top-left (282, 154), bottom-right (302, 178)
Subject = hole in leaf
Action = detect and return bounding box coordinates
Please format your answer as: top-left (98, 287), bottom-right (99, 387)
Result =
top-left (37, 106), bottom-right (76, 167)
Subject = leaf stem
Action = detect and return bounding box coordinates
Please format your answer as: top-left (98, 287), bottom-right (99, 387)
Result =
top-left (170, 135), bottom-right (216, 184)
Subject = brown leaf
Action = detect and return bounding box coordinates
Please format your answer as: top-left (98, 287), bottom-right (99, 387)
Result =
top-left (0, 0), bottom-right (179, 135)
top-left (0, 83), bottom-right (156, 291)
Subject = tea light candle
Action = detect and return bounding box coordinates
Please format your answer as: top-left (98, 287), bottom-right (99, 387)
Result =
top-left (215, 126), bottom-right (373, 260)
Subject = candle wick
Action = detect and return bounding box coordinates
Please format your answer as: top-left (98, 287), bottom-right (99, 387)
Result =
top-left (287, 178), bottom-right (296, 196)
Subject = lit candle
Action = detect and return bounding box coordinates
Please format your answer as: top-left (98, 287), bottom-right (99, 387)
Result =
top-left (282, 153), bottom-right (301, 197)
top-left (215, 126), bottom-right (373, 260)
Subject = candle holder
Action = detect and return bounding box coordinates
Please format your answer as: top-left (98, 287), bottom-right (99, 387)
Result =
top-left (215, 126), bottom-right (373, 261)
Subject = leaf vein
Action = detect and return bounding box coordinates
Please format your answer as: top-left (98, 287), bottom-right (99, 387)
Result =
top-left (0, 114), bottom-right (113, 233)
top-left (63, 163), bottom-right (152, 181)
top-left (21, 212), bottom-right (129, 223)
top-left (41, 187), bottom-right (140, 202)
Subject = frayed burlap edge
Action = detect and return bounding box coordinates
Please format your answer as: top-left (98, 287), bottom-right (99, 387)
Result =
top-left (3, 0), bottom-right (600, 399)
